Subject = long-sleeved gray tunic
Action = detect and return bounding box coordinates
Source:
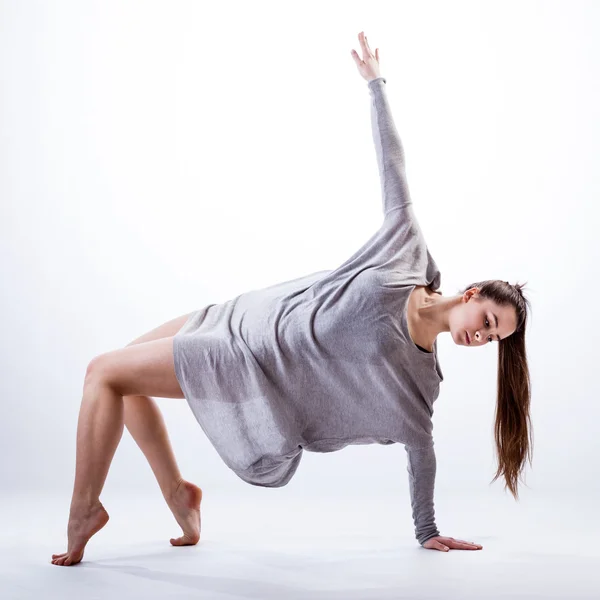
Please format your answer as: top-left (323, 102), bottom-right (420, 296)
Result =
top-left (173, 76), bottom-right (444, 546)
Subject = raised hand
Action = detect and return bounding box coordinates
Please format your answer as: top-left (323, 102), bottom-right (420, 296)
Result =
top-left (350, 31), bottom-right (381, 83)
top-left (422, 535), bottom-right (484, 552)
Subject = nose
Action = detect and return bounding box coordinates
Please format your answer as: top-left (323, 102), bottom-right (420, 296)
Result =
top-left (474, 331), bottom-right (484, 344)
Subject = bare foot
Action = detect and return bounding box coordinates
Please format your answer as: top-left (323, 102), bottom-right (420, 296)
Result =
top-left (167, 479), bottom-right (202, 546)
top-left (51, 502), bottom-right (109, 566)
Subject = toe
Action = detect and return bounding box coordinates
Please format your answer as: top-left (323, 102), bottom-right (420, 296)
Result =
top-left (170, 535), bottom-right (192, 546)
top-left (171, 533), bottom-right (199, 546)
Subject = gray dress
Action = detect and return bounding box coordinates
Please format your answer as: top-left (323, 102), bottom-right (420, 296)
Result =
top-left (173, 76), bottom-right (444, 546)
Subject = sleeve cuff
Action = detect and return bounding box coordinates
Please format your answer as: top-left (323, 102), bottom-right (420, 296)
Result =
top-left (368, 76), bottom-right (387, 88)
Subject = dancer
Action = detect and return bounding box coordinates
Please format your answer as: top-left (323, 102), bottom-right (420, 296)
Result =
top-left (51, 31), bottom-right (532, 565)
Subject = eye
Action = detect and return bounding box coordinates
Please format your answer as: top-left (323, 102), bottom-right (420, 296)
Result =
top-left (485, 318), bottom-right (492, 343)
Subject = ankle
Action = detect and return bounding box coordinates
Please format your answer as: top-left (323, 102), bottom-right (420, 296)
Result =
top-left (69, 497), bottom-right (103, 516)
top-left (166, 476), bottom-right (185, 501)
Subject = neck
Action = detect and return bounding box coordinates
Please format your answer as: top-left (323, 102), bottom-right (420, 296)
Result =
top-left (414, 291), bottom-right (460, 348)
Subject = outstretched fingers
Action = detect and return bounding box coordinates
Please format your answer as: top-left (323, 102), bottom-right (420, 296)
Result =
top-left (424, 536), bottom-right (483, 551)
top-left (451, 538), bottom-right (483, 549)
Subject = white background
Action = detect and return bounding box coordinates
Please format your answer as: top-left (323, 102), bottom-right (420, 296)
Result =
top-left (1, 1), bottom-right (599, 597)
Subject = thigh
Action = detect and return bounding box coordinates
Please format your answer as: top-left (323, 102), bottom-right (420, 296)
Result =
top-left (88, 337), bottom-right (185, 399)
top-left (126, 312), bottom-right (195, 347)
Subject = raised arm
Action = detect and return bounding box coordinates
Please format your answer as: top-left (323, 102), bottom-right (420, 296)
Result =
top-left (404, 441), bottom-right (441, 546)
top-left (350, 32), bottom-right (413, 218)
top-left (368, 77), bottom-right (413, 218)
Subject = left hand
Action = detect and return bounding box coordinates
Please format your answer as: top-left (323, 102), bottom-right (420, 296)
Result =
top-left (422, 536), bottom-right (483, 552)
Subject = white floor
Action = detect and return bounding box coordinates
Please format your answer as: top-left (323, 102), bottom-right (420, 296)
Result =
top-left (1, 488), bottom-right (598, 599)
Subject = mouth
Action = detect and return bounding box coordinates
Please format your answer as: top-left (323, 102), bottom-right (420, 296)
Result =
top-left (465, 331), bottom-right (471, 345)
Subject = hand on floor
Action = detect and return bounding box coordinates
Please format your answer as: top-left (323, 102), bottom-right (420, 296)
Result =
top-left (422, 535), bottom-right (483, 551)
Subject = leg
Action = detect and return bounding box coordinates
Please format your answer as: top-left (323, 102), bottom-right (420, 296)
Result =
top-left (122, 312), bottom-right (194, 502)
top-left (121, 313), bottom-right (203, 549)
top-left (122, 395), bottom-right (184, 500)
top-left (52, 331), bottom-right (196, 566)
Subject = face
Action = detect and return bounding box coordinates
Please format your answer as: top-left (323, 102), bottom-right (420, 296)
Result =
top-left (450, 287), bottom-right (518, 347)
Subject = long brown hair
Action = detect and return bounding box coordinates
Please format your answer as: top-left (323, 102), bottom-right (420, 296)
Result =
top-left (459, 279), bottom-right (533, 500)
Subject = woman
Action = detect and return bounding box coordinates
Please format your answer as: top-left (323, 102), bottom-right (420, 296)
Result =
top-left (51, 31), bottom-right (532, 566)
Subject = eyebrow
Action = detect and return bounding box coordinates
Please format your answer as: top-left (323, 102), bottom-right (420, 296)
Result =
top-left (493, 313), bottom-right (501, 341)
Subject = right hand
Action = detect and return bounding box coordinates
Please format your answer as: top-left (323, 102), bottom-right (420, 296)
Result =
top-left (350, 31), bottom-right (381, 83)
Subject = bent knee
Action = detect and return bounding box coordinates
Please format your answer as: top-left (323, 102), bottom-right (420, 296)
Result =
top-left (84, 354), bottom-right (109, 382)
